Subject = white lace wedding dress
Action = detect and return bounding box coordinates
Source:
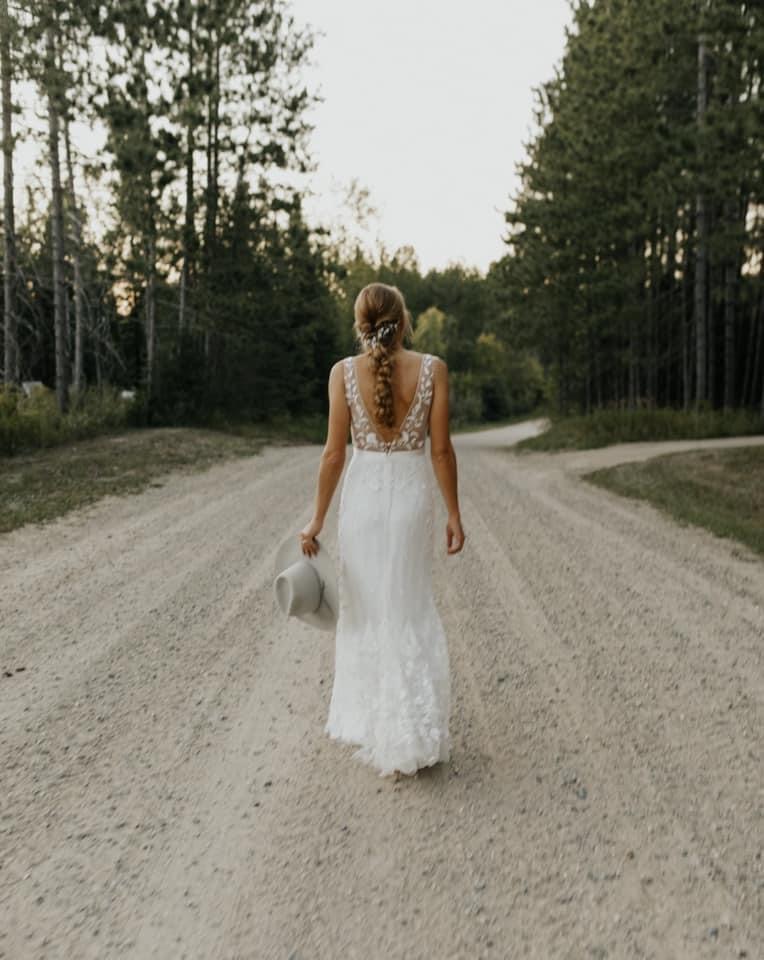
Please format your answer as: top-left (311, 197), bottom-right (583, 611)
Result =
top-left (324, 352), bottom-right (451, 776)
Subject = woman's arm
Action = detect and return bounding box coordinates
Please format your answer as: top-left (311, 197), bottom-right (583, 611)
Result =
top-left (300, 360), bottom-right (349, 557)
top-left (429, 357), bottom-right (465, 555)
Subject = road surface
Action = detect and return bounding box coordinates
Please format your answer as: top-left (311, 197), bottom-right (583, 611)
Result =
top-left (1, 424), bottom-right (762, 959)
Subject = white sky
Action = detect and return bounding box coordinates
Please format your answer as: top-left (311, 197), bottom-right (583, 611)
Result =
top-left (290, 0), bottom-right (573, 272)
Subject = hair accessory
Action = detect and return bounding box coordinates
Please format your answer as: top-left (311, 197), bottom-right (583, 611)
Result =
top-left (364, 320), bottom-right (397, 350)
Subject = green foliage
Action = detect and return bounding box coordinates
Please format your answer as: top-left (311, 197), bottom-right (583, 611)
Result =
top-left (500, 0), bottom-right (764, 416)
top-left (518, 408), bottom-right (764, 452)
top-left (469, 333), bottom-right (547, 421)
top-left (9, 0), bottom-right (555, 439)
top-left (413, 307), bottom-right (447, 356)
top-left (448, 372), bottom-right (484, 426)
top-left (447, 345), bottom-right (547, 426)
top-left (337, 248), bottom-right (551, 426)
top-left (0, 385), bottom-right (133, 456)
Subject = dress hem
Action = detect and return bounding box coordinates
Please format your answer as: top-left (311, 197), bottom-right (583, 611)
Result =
top-left (324, 722), bottom-right (450, 778)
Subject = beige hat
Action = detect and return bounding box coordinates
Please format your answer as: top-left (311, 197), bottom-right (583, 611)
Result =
top-left (273, 534), bottom-right (338, 632)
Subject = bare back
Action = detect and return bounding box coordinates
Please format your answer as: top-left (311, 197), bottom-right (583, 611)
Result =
top-left (344, 350), bottom-right (435, 452)
top-left (355, 350), bottom-right (428, 439)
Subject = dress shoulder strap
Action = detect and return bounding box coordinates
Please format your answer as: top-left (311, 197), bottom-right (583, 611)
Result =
top-left (421, 353), bottom-right (435, 409)
top-left (341, 356), bottom-right (352, 401)
top-left (343, 356), bottom-right (370, 446)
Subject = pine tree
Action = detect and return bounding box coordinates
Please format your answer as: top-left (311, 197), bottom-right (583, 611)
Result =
top-left (0, 0), bottom-right (17, 385)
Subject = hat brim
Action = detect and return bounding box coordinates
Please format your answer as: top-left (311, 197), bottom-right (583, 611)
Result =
top-left (274, 533), bottom-right (339, 632)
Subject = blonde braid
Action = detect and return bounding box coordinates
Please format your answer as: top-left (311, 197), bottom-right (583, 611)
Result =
top-left (369, 336), bottom-right (396, 427)
top-left (353, 283), bottom-right (413, 428)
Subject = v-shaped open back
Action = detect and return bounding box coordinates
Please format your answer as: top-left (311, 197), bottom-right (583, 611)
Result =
top-left (343, 353), bottom-right (435, 453)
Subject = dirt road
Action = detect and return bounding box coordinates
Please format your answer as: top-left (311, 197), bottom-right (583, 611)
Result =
top-left (1, 425), bottom-right (762, 959)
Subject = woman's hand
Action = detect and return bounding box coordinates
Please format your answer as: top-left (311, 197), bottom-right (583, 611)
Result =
top-left (299, 518), bottom-right (322, 557)
top-left (446, 514), bottom-right (465, 555)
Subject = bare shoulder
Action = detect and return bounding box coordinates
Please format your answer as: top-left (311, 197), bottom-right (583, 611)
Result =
top-left (328, 359), bottom-right (349, 395)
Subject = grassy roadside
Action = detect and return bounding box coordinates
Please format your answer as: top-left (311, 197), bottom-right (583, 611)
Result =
top-left (516, 408), bottom-right (764, 452)
top-left (0, 427), bottom-right (272, 535)
top-left (583, 446), bottom-right (764, 558)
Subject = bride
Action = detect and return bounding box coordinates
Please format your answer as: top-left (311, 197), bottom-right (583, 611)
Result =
top-left (299, 282), bottom-right (465, 780)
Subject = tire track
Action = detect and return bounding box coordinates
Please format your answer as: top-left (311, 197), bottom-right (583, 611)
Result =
top-left (1, 434), bottom-right (761, 960)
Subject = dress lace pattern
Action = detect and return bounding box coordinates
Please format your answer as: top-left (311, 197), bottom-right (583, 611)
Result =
top-left (342, 353), bottom-right (435, 453)
top-left (325, 351), bottom-right (451, 777)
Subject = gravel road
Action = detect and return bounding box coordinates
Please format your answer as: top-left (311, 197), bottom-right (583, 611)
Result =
top-left (1, 424), bottom-right (762, 960)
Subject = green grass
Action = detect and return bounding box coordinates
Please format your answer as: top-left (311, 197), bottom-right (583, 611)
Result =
top-left (0, 427), bottom-right (270, 535)
top-left (584, 445), bottom-right (764, 558)
top-left (516, 407), bottom-right (764, 452)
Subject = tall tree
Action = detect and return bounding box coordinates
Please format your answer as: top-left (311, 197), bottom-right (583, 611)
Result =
top-left (1, 0), bottom-right (17, 385)
top-left (695, 21), bottom-right (708, 408)
top-left (63, 116), bottom-right (85, 392)
top-left (45, 13), bottom-right (67, 412)
top-left (501, 0), bottom-right (763, 417)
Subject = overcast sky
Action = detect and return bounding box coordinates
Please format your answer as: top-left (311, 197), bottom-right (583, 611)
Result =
top-left (290, 0), bottom-right (573, 272)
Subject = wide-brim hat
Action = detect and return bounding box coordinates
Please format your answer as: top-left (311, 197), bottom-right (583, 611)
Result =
top-left (273, 533), bottom-right (338, 632)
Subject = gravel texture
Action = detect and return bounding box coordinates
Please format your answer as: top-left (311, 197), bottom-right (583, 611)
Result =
top-left (1, 423), bottom-right (762, 959)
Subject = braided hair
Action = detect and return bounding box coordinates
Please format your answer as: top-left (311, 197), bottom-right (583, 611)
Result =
top-left (353, 283), bottom-right (414, 428)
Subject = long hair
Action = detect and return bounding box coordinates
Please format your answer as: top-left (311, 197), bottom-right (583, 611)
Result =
top-left (353, 283), bottom-right (414, 428)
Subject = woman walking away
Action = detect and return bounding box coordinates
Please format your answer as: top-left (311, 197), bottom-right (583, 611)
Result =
top-left (299, 282), bottom-right (465, 779)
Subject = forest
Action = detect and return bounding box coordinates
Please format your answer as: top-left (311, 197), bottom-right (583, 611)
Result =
top-left (499, 0), bottom-right (764, 416)
top-left (0, 0), bottom-right (543, 447)
top-left (0, 0), bottom-right (762, 456)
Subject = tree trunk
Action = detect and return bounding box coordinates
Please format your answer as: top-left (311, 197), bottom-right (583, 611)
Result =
top-left (47, 24), bottom-right (67, 413)
top-left (594, 341), bottom-right (602, 408)
top-left (628, 308), bottom-right (636, 410)
top-left (94, 318), bottom-right (102, 387)
top-left (742, 300), bottom-right (756, 407)
top-left (145, 231), bottom-right (156, 403)
top-left (742, 276), bottom-right (761, 407)
top-left (647, 233), bottom-right (658, 409)
top-left (202, 34), bottom-right (220, 386)
top-left (665, 223), bottom-right (677, 407)
top-left (750, 283), bottom-right (763, 412)
top-left (92, 301), bottom-right (104, 389)
top-left (723, 260), bottom-right (736, 410)
top-left (203, 36), bottom-right (220, 273)
top-left (1, 0), bottom-right (17, 385)
top-left (179, 12), bottom-right (196, 335)
top-left (681, 239), bottom-right (691, 411)
top-left (695, 31), bottom-right (708, 408)
top-left (708, 261), bottom-right (717, 408)
top-left (64, 115), bottom-right (85, 393)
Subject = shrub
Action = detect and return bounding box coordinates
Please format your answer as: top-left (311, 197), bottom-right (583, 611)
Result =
top-left (449, 372), bottom-right (483, 425)
top-left (0, 384), bottom-right (134, 456)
